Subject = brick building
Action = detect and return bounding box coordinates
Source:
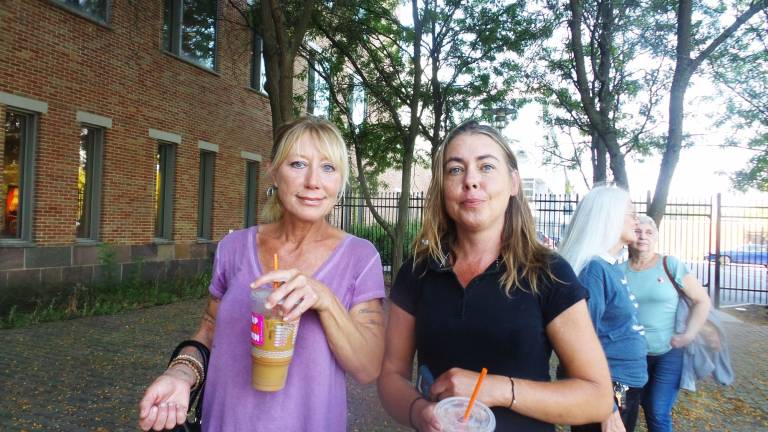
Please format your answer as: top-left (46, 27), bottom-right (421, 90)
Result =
top-left (0, 0), bottom-right (277, 305)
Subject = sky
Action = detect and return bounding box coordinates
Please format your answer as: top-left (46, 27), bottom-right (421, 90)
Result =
top-left (503, 88), bottom-right (764, 202)
top-left (392, 2), bottom-right (766, 202)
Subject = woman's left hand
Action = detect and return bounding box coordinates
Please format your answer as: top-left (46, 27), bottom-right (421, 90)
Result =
top-left (251, 269), bottom-right (333, 322)
top-left (670, 332), bottom-right (695, 348)
top-left (430, 368), bottom-right (490, 404)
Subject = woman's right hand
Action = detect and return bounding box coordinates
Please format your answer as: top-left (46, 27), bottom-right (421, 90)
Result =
top-left (600, 409), bottom-right (626, 432)
top-left (411, 398), bottom-right (442, 432)
top-left (138, 368), bottom-right (193, 431)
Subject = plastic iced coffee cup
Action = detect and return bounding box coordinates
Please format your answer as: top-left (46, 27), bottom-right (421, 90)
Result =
top-left (434, 397), bottom-right (496, 432)
top-left (250, 287), bottom-right (299, 391)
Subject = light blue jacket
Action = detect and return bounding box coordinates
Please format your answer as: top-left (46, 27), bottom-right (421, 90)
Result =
top-left (674, 300), bottom-right (734, 391)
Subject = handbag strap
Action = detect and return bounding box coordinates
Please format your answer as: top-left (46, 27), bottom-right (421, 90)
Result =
top-left (168, 340), bottom-right (210, 426)
top-left (662, 256), bottom-right (691, 306)
top-left (169, 340), bottom-right (210, 367)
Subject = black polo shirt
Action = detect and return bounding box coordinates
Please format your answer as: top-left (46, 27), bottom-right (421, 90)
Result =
top-left (390, 254), bottom-right (587, 431)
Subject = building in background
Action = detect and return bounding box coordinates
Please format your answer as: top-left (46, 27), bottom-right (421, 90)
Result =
top-left (0, 0), bottom-right (275, 304)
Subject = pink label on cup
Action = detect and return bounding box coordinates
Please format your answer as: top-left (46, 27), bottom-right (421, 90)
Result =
top-left (251, 312), bottom-right (264, 346)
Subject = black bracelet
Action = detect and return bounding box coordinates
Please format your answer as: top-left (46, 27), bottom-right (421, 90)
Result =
top-left (408, 395), bottom-right (424, 430)
top-left (508, 376), bottom-right (516, 408)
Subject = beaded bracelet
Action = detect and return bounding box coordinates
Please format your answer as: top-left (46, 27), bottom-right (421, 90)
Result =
top-left (408, 395), bottom-right (424, 430)
top-left (169, 357), bottom-right (203, 390)
top-left (171, 354), bottom-right (204, 382)
top-left (175, 354), bottom-right (205, 380)
top-left (169, 357), bottom-right (201, 388)
top-left (508, 377), bottom-right (516, 408)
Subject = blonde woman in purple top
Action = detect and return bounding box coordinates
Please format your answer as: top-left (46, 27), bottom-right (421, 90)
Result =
top-left (138, 117), bottom-right (386, 431)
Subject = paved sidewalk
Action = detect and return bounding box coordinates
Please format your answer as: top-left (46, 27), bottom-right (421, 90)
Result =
top-left (0, 300), bottom-right (765, 431)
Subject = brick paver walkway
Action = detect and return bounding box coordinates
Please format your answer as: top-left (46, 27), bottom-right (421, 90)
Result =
top-left (0, 300), bottom-right (765, 431)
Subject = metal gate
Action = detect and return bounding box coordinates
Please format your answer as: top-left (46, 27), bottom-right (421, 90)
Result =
top-left (332, 191), bottom-right (768, 306)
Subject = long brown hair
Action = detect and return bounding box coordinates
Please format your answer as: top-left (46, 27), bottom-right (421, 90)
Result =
top-left (413, 121), bottom-right (554, 295)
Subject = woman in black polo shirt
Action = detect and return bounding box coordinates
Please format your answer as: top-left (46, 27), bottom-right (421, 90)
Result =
top-left (377, 121), bottom-right (614, 431)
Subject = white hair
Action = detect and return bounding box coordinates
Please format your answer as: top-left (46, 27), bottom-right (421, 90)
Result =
top-left (558, 184), bottom-right (631, 274)
top-left (637, 214), bottom-right (657, 233)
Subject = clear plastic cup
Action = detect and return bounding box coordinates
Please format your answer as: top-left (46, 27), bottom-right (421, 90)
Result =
top-left (434, 396), bottom-right (496, 432)
top-left (250, 287), bottom-right (299, 391)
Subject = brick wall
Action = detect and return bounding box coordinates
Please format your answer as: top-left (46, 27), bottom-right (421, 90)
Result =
top-left (0, 0), bottom-right (298, 297)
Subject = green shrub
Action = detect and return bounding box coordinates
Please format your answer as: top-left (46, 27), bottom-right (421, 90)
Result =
top-left (0, 269), bottom-right (211, 330)
top-left (345, 222), bottom-right (421, 267)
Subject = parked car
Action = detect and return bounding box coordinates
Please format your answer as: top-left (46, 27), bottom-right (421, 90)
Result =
top-left (705, 243), bottom-right (768, 266)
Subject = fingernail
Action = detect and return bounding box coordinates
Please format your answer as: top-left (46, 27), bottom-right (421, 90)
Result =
top-left (250, 283), bottom-right (256, 288)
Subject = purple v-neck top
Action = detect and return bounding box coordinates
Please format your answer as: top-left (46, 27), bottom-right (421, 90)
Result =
top-left (202, 226), bottom-right (385, 431)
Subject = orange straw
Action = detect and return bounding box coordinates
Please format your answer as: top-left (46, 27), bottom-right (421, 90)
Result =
top-left (463, 368), bottom-right (488, 422)
top-left (272, 254), bottom-right (279, 290)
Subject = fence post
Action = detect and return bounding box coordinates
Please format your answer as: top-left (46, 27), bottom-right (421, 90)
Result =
top-left (714, 193), bottom-right (722, 309)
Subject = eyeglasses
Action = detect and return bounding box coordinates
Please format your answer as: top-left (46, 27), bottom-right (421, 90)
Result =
top-left (634, 228), bottom-right (657, 240)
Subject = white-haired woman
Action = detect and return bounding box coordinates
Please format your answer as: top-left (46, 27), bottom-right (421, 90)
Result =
top-left (559, 184), bottom-right (647, 432)
top-left (378, 121), bottom-right (613, 432)
top-left (619, 215), bottom-right (710, 432)
top-left (138, 117), bottom-right (386, 431)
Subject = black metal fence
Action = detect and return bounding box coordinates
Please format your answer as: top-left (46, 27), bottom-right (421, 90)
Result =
top-left (328, 191), bottom-right (425, 269)
top-left (331, 191), bottom-right (768, 306)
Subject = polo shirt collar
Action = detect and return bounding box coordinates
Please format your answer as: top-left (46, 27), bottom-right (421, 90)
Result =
top-left (598, 252), bottom-right (620, 265)
top-left (427, 253), bottom-right (504, 274)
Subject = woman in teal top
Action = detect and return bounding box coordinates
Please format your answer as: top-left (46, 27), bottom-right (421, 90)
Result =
top-left (620, 215), bottom-right (711, 432)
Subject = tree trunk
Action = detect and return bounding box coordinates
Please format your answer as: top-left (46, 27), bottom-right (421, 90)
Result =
top-left (591, 132), bottom-right (607, 183)
top-left (257, 0), bottom-right (316, 142)
top-left (391, 0), bottom-right (423, 277)
top-left (605, 130), bottom-right (628, 188)
top-left (568, 0), bottom-right (628, 189)
top-left (647, 0), bottom-right (767, 225)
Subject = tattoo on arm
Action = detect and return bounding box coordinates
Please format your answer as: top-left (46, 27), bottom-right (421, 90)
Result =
top-left (358, 308), bottom-right (383, 315)
top-left (201, 296), bottom-right (220, 327)
top-left (202, 312), bottom-right (216, 327)
top-left (356, 309), bottom-right (384, 327)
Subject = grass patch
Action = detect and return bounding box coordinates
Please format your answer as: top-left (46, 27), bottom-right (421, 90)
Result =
top-left (0, 271), bottom-right (210, 329)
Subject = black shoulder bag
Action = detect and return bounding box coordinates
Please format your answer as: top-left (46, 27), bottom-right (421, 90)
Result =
top-left (167, 340), bottom-right (210, 432)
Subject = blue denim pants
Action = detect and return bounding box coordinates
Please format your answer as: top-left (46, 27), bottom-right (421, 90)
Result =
top-left (642, 348), bottom-right (684, 432)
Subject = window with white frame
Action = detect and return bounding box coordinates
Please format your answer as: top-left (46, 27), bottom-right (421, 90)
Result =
top-left (251, 32), bottom-right (267, 92)
top-left (307, 58), bottom-right (331, 118)
top-left (76, 126), bottom-right (104, 240)
top-left (163, 0), bottom-right (218, 69)
top-left (244, 160), bottom-right (259, 227)
top-left (2, 110), bottom-right (36, 241)
top-left (53, 0), bottom-right (109, 23)
top-left (197, 151), bottom-right (215, 240)
top-left (155, 143), bottom-right (175, 240)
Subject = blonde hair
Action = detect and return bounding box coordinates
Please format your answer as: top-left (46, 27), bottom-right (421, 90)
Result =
top-left (261, 117), bottom-right (349, 222)
top-left (413, 120), bottom-right (555, 295)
